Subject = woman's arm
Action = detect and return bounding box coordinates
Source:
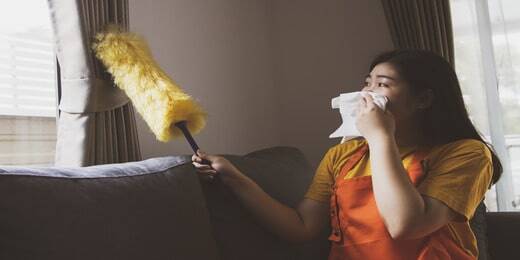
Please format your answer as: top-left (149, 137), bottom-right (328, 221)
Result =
top-left (193, 152), bottom-right (329, 243)
top-left (357, 93), bottom-right (457, 239)
top-left (368, 136), bottom-right (457, 239)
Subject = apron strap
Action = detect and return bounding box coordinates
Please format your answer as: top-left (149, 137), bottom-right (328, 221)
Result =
top-left (334, 143), bottom-right (369, 182)
top-left (329, 142), bottom-right (369, 242)
top-left (407, 148), bottom-right (431, 185)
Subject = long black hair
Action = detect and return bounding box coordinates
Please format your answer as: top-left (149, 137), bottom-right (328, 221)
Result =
top-left (369, 49), bottom-right (502, 185)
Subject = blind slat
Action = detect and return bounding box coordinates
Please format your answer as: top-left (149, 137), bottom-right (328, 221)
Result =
top-left (0, 49), bottom-right (54, 60)
top-left (0, 86), bottom-right (54, 95)
top-left (0, 77), bottom-right (54, 86)
top-left (0, 107), bottom-right (55, 117)
top-left (0, 57), bottom-right (54, 70)
top-left (0, 67), bottom-right (54, 79)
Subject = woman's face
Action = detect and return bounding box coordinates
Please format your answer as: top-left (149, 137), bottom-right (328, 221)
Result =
top-left (361, 62), bottom-right (419, 124)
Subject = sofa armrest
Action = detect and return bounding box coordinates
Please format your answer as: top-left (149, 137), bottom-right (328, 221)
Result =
top-left (486, 212), bottom-right (520, 260)
top-left (0, 157), bottom-right (219, 260)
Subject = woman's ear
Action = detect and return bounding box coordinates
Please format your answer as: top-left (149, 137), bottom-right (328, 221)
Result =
top-left (416, 89), bottom-right (434, 109)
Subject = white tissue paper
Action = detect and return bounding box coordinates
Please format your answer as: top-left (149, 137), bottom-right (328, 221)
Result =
top-left (329, 91), bottom-right (388, 138)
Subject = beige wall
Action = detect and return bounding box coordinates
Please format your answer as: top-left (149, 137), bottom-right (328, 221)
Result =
top-left (129, 0), bottom-right (393, 166)
top-left (271, 0), bottom-right (393, 166)
top-left (129, 0), bottom-right (280, 158)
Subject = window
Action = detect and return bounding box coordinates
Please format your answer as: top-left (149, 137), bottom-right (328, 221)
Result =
top-left (0, 0), bottom-right (57, 166)
top-left (451, 0), bottom-right (520, 211)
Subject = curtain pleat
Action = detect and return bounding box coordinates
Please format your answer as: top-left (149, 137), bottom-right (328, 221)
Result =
top-left (381, 0), bottom-right (454, 66)
top-left (81, 105), bottom-right (140, 166)
top-left (49, 0), bottom-right (141, 166)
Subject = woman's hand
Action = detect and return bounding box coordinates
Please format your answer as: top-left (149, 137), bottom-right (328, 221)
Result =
top-left (192, 150), bottom-right (245, 185)
top-left (355, 92), bottom-right (395, 142)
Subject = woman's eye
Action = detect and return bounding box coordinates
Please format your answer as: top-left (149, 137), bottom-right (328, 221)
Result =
top-left (378, 83), bottom-right (389, 88)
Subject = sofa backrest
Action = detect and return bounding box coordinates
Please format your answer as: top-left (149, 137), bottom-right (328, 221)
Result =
top-left (0, 156), bottom-right (219, 260)
top-left (200, 146), bottom-right (331, 260)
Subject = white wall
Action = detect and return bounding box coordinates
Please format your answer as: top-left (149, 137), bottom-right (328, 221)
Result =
top-left (129, 0), bottom-right (393, 166)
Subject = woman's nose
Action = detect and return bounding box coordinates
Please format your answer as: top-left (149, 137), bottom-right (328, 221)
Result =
top-left (363, 84), bottom-right (375, 92)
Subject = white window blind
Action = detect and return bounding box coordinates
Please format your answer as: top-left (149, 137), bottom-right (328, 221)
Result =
top-left (0, 33), bottom-right (56, 117)
top-left (0, 0), bottom-right (57, 166)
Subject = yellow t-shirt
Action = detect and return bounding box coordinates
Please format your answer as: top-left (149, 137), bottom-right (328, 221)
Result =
top-left (305, 137), bottom-right (493, 258)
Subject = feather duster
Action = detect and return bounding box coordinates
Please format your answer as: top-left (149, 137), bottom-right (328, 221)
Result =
top-left (92, 28), bottom-right (206, 143)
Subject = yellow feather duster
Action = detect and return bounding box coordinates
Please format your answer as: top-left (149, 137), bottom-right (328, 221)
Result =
top-left (92, 28), bottom-right (206, 143)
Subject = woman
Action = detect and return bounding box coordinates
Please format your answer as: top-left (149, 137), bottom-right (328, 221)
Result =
top-left (192, 49), bottom-right (501, 259)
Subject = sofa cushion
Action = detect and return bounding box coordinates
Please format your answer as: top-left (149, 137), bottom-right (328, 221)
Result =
top-left (200, 146), bottom-right (330, 260)
top-left (0, 156), bottom-right (218, 260)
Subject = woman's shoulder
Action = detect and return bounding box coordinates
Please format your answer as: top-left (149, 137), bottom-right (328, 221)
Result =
top-left (323, 137), bottom-right (366, 161)
top-left (428, 138), bottom-right (492, 163)
top-left (330, 137), bottom-right (366, 153)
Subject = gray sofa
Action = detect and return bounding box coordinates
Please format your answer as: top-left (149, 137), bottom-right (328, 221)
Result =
top-left (0, 146), bottom-right (517, 259)
top-left (0, 147), bottom-right (328, 260)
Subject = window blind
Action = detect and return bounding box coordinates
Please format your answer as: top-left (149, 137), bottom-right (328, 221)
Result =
top-left (0, 31), bottom-right (56, 117)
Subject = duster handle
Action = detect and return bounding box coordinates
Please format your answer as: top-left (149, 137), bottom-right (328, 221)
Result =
top-left (175, 121), bottom-right (212, 165)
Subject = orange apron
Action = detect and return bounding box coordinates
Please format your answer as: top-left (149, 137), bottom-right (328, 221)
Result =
top-left (328, 144), bottom-right (475, 260)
